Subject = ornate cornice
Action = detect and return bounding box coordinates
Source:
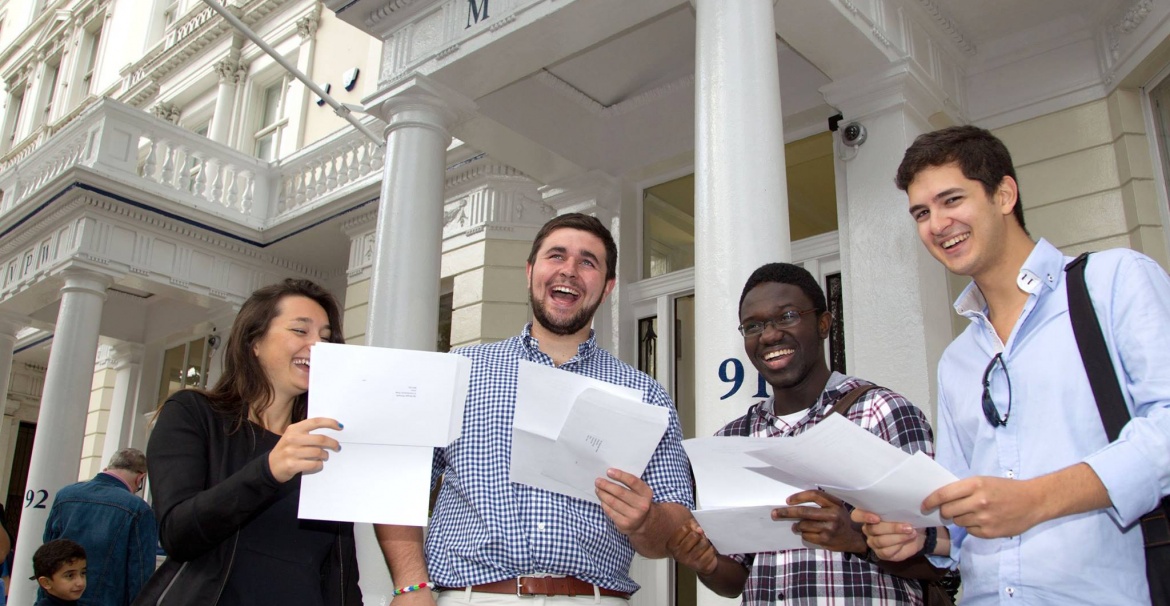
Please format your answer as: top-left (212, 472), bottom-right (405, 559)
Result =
top-left (1108, 0), bottom-right (1155, 63)
top-left (363, 0), bottom-right (424, 29)
top-left (913, 0), bottom-right (976, 55)
top-left (117, 0), bottom-right (295, 108)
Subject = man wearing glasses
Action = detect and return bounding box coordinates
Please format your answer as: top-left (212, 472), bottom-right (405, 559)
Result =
top-left (669, 262), bottom-right (936, 604)
top-left (854, 125), bottom-right (1170, 605)
top-left (42, 448), bottom-right (157, 606)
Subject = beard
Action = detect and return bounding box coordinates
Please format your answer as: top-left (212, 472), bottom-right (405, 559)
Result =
top-left (530, 289), bottom-right (601, 336)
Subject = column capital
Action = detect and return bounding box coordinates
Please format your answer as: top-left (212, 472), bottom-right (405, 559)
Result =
top-left (539, 170), bottom-right (620, 217)
top-left (214, 56), bottom-right (249, 85)
top-left (821, 59), bottom-right (964, 128)
top-left (108, 342), bottom-right (145, 370)
top-left (0, 310), bottom-right (28, 338)
top-left (58, 268), bottom-right (112, 299)
top-left (365, 74), bottom-right (477, 138)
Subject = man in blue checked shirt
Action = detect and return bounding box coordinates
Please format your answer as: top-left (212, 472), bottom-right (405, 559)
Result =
top-left (375, 213), bottom-right (694, 605)
top-left (855, 125), bottom-right (1170, 605)
top-left (668, 263), bottom-right (939, 605)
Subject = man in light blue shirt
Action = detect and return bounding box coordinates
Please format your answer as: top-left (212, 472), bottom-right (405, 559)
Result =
top-left (853, 125), bottom-right (1170, 604)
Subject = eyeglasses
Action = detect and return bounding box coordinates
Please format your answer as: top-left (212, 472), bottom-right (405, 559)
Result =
top-left (737, 308), bottom-right (819, 337)
top-left (981, 353), bottom-right (1012, 427)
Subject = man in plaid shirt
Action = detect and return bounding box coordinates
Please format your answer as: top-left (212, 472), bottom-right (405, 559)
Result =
top-left (376, 213), bottom-right (694, 605)
top-left (669, 263), bottom-right (936, 605)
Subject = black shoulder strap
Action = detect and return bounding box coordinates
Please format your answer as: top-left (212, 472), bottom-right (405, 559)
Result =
top-left (1066, 252), bottom-right (1170, 526)
top-left (1065, 252), bottom-right (1129, 442)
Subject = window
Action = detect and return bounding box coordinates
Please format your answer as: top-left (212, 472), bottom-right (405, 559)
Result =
top-left (40, 58), bottom-right (60, 124)
top-left (163, 0), bottom-right (188, 27)
top-left (253, 77), bottom-right (289, 161)
top-left (156, 336), bottom-right (210, 406)
top-left (81, 25), bottom-right (103, 94)
top-left (2, 86), bottom-right (26, 150)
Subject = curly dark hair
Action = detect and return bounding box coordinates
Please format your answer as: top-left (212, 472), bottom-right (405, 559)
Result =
top-left (895, 125), bottom-right (1027, 233)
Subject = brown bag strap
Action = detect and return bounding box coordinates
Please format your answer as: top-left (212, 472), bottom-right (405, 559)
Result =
top-left (829, 384), bottom-right (883, 418)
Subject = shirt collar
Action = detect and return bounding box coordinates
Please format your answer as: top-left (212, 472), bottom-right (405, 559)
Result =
top-left (760, 371), bottom-right (849, 423)
top-left (99, 470), bottom-right (135, 492)
top-left (519, 322), bottom-right (599, 361)
top-left (954, 238), bottom-right (1063, 317)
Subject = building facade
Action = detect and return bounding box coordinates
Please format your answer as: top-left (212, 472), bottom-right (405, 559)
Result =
top-left (2, 0), bottom-right (1170, 604)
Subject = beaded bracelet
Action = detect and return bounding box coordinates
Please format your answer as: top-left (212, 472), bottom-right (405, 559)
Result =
top-left (392, 582), bottom-right (432, 597)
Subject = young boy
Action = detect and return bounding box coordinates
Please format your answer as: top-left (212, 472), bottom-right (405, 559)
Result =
top-left (32, 539), bottom-right (86, 606)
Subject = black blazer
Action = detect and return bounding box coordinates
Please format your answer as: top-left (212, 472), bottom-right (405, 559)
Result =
top-left (132, 390), bottom-right (362, 606)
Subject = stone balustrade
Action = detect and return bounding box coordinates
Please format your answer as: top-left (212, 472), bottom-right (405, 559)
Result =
top-left (0, 98), bottom-right (386, 235)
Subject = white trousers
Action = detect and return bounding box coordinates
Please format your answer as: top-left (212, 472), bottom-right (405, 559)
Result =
top-left (435, 589), bottom-right (629, 605)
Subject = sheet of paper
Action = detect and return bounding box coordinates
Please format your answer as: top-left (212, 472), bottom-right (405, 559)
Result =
top-left (541, 388), bottom-right (669, 503)
top-left (692, 505), bottom-right (816, 555)
top-left (308, 342), bottom-right (470, 447)
top-left (819, 451), bottom-right (956, 528)
top-left (683, 436), bottom-right (806, 509)
top-left (747, 414), bottom-right (957, 528)
top-left (510, 361), bottom-right (644, 498)
top-left (299, 444), bottom-right (433, 526)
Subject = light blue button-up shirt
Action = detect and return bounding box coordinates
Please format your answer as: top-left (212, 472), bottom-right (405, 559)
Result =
top-left (934, 239), bottom-right (1170, 605)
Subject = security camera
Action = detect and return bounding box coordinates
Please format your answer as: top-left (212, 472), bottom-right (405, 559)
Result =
top-left (841, 122), bottom-right (867, 147)
top-left (207, 334), bottom-right (221, 350)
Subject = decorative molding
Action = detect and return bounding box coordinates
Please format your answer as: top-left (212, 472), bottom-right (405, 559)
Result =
top-left (117, 0), bottom-right (295, 108)
top-left (913, 0), bottom-right (976, 55)
top-left (1107, 0), bottom-right (1155, 65)
top-left (363, 0), bottom-right (425, 29)
top-left (297, 2), bottom-right (324, 40)
top-left (534, 70), bottom-right (695, 119)
top-left (213, 53), bottom-right (249, 85)
top-left (150, 102), bottom-right (182, 124)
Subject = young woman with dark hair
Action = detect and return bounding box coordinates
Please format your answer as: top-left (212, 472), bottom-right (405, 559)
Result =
top-left (133, 279), bottom-right (361, 606)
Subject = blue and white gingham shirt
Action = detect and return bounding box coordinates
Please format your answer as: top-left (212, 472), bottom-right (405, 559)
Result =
top-left (424, 324), bottom-right (694, 593)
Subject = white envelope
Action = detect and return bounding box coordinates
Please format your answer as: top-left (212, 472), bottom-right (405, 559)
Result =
top-left (511, 361), bottom-right (653, 502)
top-left (541, 388), bottom-right (669, 503)
top-left (692, 505), bottom-right (817, 555)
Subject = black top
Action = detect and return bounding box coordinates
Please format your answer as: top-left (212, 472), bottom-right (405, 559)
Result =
top-left (219, 426), bottom-right (337, 606)
top-left (35, 594), bottom-right (79, 606)
top-left (132, 390), bottom-right (361, 606)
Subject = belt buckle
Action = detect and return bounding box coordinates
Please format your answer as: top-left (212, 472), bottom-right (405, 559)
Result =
top-left (516, 576), bottom-right (535, 598)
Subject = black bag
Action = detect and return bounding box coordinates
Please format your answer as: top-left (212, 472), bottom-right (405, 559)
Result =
top-left (1066, 252), bottom-right (1170, 606)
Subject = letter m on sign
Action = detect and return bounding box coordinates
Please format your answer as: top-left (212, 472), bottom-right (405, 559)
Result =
top-left (466, 0), bottom-right (489, 29)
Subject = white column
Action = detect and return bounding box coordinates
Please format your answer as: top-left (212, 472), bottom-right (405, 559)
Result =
top-left (0, 314), bottom-right (20, 422)
top-left (821, 60), bottom-right (956, 421)
top-left (9, 269), bottom-right (110, 606)
top-left (210, 50), bottom-right (247, 145)
top-left (0, 314), bottom-right (21, 471)
top-left (365, 76), bottom-right (475, 350)
top-left (693, 0), bottom-right (790, 437)
top-left (357, 75), bottom-right (474, 603)
top-left (100, 343), bottom-right (144, 464)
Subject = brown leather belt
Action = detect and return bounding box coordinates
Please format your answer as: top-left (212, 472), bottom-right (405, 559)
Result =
top-left (438, 577), bottom-right (631, 599)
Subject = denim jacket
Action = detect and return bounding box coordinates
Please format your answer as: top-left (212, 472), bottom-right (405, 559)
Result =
top-left (44, 472), bottom-right (158, 606)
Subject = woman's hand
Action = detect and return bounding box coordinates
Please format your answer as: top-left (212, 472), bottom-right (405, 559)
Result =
top-left (267, 417), bottom-right (342, 483)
